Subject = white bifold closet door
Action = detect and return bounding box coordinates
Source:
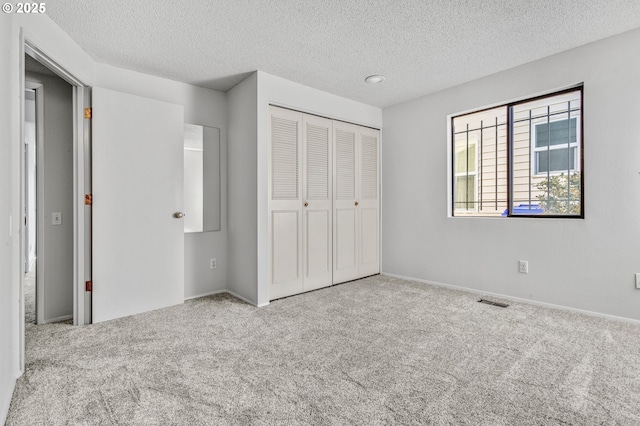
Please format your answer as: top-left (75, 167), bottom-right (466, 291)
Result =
top-left (302, 114), bottom-right (333, 291)
top-left (92, 88), bottom-right (185, 323)
top-left (357, 126), bottom-right (380, 277)
top-left (269, 106), bottom-right (333, 299)
top-left (332, 122), bottom-right (380, 283)
top-left (269, 106), bottom-right (378, 300)
top-left (333, 122), bottom-right (359, 283)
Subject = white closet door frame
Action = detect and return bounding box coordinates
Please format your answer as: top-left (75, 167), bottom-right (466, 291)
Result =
top-left (302, 114), bottom-right (333, 292)
top-left (268, 106), bottom-right (303, 300)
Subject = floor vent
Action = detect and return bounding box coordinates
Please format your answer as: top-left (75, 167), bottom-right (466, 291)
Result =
top-left (478, 299), bottom-right (509, 308)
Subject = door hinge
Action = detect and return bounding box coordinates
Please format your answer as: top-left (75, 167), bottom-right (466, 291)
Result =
top-left (85, 194), bottom-right (92, 205)
top-left (84, 108), bottom-right (92, 119)
top-left (85, 281), bottom-right (92, 292)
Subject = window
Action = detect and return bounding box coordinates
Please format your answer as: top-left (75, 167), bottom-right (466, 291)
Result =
top-left (533, 118), bottom-right (578, 175)
top-left (451, 87), bottom-right (583, 218)
top-left (454, 133), bottom-right (477, 211)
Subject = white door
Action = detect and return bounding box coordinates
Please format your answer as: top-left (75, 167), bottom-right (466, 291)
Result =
top-left (302, 114), bottom-right (333, 291)
top-left (92, 88), bottom-right (185, 323)
top-left (269, 107), bottom-right (303, 299)
top-left (358, 127), bottom-right (380, 277)
top-left (333, 122), bottom-right (360, 284)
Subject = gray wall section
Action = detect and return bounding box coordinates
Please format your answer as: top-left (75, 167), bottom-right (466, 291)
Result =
top-left (226, 73), bottom-right (258, 303)
top-left (381, 27), bottom-right (640, 321)
top-left (26, 71), bottom-right (74, 323)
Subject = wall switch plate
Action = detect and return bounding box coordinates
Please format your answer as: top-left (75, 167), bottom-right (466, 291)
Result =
top-left (635, 273), bottom-right (640, 289)
top-left (52, 212), bottom-right (62, 226)
top-left (210, 258), bottom-right (216, 269)
top-left (518, 260), bottom-right (528, 274)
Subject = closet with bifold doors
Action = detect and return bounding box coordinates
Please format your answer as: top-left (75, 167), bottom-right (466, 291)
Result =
top-left (269, 106), bottom-right (380, 300)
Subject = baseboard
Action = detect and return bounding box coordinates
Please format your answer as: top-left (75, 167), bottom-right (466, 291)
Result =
top-left (184, 289), bottom-right (226, 301)
top-left (382, 272), bottom-right (640, 325)
top-left (42, 314), bottom-right (73, 324)
top-left (224, 290), bottom-right (260, 307)
top-left (184, 289), bottom-right (268, 307)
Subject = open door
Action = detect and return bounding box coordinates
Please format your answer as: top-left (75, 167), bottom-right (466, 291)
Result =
top-left (92, 88), bottom-right (184, 323)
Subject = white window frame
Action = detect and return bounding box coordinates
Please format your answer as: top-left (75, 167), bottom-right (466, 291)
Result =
top-left (532, 116), bottom-right (580, 176)
top-left (453, 133), bottom-right (478, 213)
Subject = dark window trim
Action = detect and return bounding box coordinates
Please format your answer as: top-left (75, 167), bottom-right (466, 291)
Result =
top-left (451, 84), bottom-right (584, 219)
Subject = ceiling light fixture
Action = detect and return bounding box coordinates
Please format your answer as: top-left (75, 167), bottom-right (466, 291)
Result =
top-left (365, 75), bottom-right (385, 84)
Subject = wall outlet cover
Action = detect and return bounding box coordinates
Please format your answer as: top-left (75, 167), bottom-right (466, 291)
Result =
top-left (52, 212), bottom-right (62, 225)
top-left (518, 260), bottom-right (528, 274)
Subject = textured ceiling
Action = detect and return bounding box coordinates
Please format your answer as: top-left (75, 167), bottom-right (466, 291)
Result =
top-left (46, 0), bottom-right (640, 108)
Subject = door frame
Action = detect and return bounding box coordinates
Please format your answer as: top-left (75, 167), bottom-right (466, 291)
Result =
top-left (23, 80), bottom-right (42, 324)
top-left (18, 35), bottom-right (91, 372)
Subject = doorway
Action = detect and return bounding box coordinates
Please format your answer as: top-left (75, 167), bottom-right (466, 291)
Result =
top-left (24, 54), bottom-right (74, 325)
top-left (19, 39), bottom-right (92, 372)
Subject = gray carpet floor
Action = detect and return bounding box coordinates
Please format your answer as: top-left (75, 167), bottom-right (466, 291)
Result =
top-left (24, 271), bottom-right (35, 325)
top-left (6, 275), bottom-right (640, 425)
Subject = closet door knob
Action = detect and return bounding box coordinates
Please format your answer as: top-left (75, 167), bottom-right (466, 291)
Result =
top-left (304, 202), bottom-right (309, 207)
top-left (355, 201), bottom-right (359, 206)
top-left (174, 212), bottom-right (185, 218)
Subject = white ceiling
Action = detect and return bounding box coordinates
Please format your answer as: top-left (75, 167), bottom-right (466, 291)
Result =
top-left (47, 0), bottom-right (640, 108)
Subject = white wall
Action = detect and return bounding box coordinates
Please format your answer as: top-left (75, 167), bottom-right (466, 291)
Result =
top-left (94, 63), bottom-right (228, 299)
top-left (0, 11), bottom-right (18, 424)
top-left (227, 73), bottom-right (258, 302)
top-left (26, 71), bottom-right (74, 323)
top-left (382, 27), bottom-right (640, 322)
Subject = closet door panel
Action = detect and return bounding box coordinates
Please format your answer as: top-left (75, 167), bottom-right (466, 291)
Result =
top-left (305, 209), bottom-right (331, 285)
top-left (335, 208), bottom-right (357, 275)
top-left (333, 122), bottom-right (360, 283)
top-left (359, 207), bottom-right (379, 276)
top-left (272, 210), bottom-right (300, 285)
top-left (358, 127), bottom-right (380, 276)
top-left (302, 114), bottom-right (333, 291)
top-left (269, 107), bottom-right (303, 299)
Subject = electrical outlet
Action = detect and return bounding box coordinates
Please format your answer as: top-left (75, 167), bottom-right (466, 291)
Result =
top-left (518, 260), bottom-right (528, 274)
top-left (210, 258), bottom-right (216, 269)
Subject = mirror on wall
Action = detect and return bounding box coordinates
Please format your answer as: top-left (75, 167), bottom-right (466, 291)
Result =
top-left (183, 123), bottom-right (220, 233)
